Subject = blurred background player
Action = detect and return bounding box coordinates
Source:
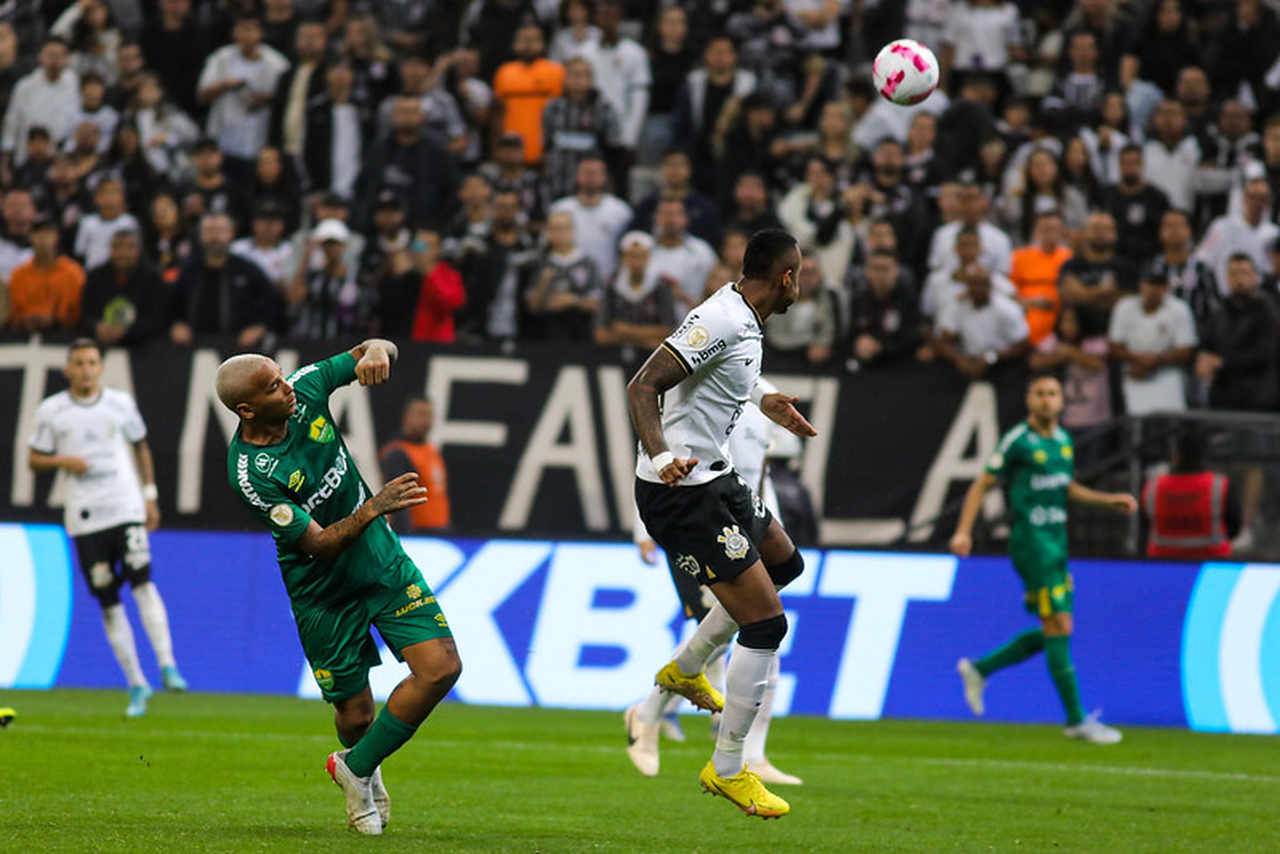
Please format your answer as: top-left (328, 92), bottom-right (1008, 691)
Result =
top-left (949, 374), bottom-right (1136, 744)
top-left (28, 338), bottom-right (186, 717)
top-left (629, 402), bottom-right (802, 785)
top-left (379, 396), bottom-right (450, 533)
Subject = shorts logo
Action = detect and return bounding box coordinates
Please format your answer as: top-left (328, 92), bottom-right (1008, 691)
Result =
top-left (717, 525), bottom-right (749, 560)
top-left (269, 504), bottom-right (294, 527)
top-left (288, 469), bottom-right (305, 491)
top-left (254, 452), bottom-right (276, 474)
top-left (314, 669), bottom-right (334, 690)
top-left (1061, 445), bottom-right (1074, 460)
top-left (675, 554), bottom-right (701, 577)
top-left (309, 416), bottom-right (335, 443)
top-left (685, 325), bottom-right (711, 349)
top-left (434, 613), bottom-right (449, 628)
top-left (1033, 449), bottom-right (1048, 463)
top-left (407, 583), bottom-right (422, 600)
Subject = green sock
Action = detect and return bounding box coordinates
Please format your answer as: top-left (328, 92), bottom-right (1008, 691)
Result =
top-left (974, 629), bottom-right (1044, 677)
top-left (1044, 635), bottom-right (1085, 726)
top-left (345, 707), bottom-right (418, 778)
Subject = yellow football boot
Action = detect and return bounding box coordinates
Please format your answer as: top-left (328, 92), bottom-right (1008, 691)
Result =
top-left (654, 661), bottom-right (724, 712)
top-left (698, 760), bottom-right (790, 818)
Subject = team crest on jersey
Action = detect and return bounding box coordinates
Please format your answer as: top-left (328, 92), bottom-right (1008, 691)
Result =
top-left (254, 452), bottom-right (277, 475)
top-left (1061, 445), bottom-right (1073, 460)
top-left (685, 325), bottom-right (711, 349)
top-left (288, 469), bottom-right (305, 491)
top-left (269, 503), bottom-right (294, 527)
top-left (407, 583), bottom-right (422, 600)
top-left (1033, 449), bottom-right (1048, 463)
top-left (313, 669), bottom-right (334, 690)
top-left (717, 525), bottom-right (750, 560)
top-left (675, 554), bottom-right (701, 577)
top-left (309, 416), bottom-right (335, 443)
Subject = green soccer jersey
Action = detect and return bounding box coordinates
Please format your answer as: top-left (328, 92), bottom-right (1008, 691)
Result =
top-left (228, 352), bottom-right (408, 608)
top-left (985, 421), bottom-right (1075, 566)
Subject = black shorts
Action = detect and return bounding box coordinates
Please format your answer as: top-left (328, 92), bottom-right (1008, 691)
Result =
top-left (636, 472), bottom-right (774, 587)
top-left (73, 523), bottom-right (152, 607)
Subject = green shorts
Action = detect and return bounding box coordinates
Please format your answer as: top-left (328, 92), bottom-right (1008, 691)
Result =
top-left (1011, 551), bottom-right (1074, 618)
top-left (295, 561), bottom-right (453, 703)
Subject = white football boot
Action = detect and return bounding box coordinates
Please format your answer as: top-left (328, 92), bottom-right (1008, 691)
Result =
top-left (325, 750), bottom-right (382, 834)
top-left (624, 704), bottom-right (660, 776)
top-left (370, 765), bottom-right (390, 827)
top-left (747, 758), bottom-right (804, 785)
top-left (1065, 711), bottom-right (1123, 745)
top-left (956, 658), bottom-right (986, 716)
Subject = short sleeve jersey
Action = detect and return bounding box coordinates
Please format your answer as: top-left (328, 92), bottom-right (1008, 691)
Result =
top-left (985, 422), bottom-right (1074, 563)
top-left (227, 353), bottom-right (408, 608)
top-left (635, 283), bottom-right (764, 486)
top-left (30, 388), bottom-right (147, 536)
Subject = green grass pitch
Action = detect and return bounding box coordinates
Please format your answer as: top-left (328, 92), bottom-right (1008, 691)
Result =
top-left (2, 689), bottom-right (1278, 852)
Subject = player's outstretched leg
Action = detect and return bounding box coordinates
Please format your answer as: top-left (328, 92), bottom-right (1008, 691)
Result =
top-left (624, 700), bottom-right (661, 776)
top-left (959, 628), bottom-right (1045, 715)
top-left (332, 691), bottom-right (389, 828)
top-left (328, 691), bottom-right (381, 834)
top-left (101, 601), bottom-right (151, 717)
top-left (655, 605), bottom-right (738, 711)
top-left (1041, 614), bottom-right (1121, 744)
top-left (744, 656), bottom-right (802, 785)
top-left (131, 581), bottom-right (187, 692)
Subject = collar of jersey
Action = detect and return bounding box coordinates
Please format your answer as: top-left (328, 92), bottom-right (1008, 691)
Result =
top-left (68, 390), bottom-right (104, 407)
top-left (235, 419), bottom-right (295, 450)
top-left (732, 282), bottom-right (764, 330)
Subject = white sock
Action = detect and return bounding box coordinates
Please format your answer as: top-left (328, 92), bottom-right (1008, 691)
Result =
top-left (743, 655), bottom-right (779, 764)
top-left (675, 604), bottom-right (738, 675)
top-left (705, 643), bottom-right (729, 694)
top-left (661, 692), bottom-right (684, 715)
top-left (131, 582), bottom-right (176, 669)
top-left (102, 604), bottom-right (146, 687)
top-left (637, 684), bottom-right (671, 724)
top-left (711, 642), bottom-right (774, 777)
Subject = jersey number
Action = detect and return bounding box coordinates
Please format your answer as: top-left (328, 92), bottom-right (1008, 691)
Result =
top-left (124, 525), bottom-right (150, 569)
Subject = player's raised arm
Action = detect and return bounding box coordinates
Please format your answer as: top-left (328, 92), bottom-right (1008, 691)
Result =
top-left (627, 346), bottom-right (698, 485)
top-left (295, 472), bottom-right (427, 561)
top-left (348, 338), bottom-right (399, 386)
top-left (1067, 481), bottom-right (1138, 515)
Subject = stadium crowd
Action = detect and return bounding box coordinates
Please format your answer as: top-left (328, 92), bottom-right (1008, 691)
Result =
top-left (0, 0), bottom-right (1278, 422)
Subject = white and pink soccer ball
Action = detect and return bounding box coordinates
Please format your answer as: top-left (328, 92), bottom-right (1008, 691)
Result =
top-left (872, 39), bottom-right (940, 106)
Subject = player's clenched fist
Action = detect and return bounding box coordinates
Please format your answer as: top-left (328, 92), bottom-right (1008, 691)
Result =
top-left (370, 472), bottom-right (428, 514)
top-left (355, 347), bottom-right (392, 385)
top-left (659, 457), bottom-right (699, 486)
top-left (949, 532), bottom-right (972, 558)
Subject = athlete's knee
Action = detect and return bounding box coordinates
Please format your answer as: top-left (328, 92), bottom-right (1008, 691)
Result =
top-left (1041, 613), bottom-right (1073, 636)
top-left (88, 562), bottom-right (121, 607)
top-left (335, 693), bottom-right (375, 733)
top-left (737, 613), bottom-right (787, 651)
top-left (766, 549), bottom-right (804, 589)
top-left (414, 645), bottom-right (461, 692)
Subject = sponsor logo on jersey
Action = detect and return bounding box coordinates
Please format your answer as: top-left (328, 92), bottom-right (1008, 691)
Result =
top-left (254, 452), bottom-right (278, 476)
top-left (1028, 506), bottom-right (1068, 526)
top-left (288, 470), bottom-right (305, 491)
top-left (1030, 473), bottom-right (1071, 491)
top-left (269, 504), bottom-right (294, 527)
top-left (689, 338), bottom-right (727, 367)
top-left (394, 594), bottom-right (437, 617)
top-left (236, 454), bottom-right (271, 510)
top-left (309, 416), bottom-right (335, 443)
top-left (302, 447), bottom-right (351, 513)
top-left (407, 583), bottom-right (422, 600)
top-left (434, 613), bottom-right (449, 628)
top-left (1033, 449), bottom-right (1048, 463)
top-left (685, 325), bottom-right (711, 349)
top-left (313, 668), bottom-right (334, 690)
top-left (675, 554), bottom-right (701, 577)
top-left (717, 525), bottom-right (750, 560)
top-left (1061, 445), bottom-right (1074, 459)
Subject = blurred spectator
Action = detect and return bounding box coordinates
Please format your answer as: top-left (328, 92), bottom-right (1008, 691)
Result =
top-left (935, 262), bottom-right (1031, 379)
top-left (1152, 209), bottom-right (1219, 329)
top-left (297, 61), bottom-right (363, 200)
top-left (903, 112), bottom-right (942, 193)
top-left (1143, 99), bottom-right (1200, 213)
top-left (492, 22), bottom-right (564, 166)
top-left (1142, 426), bottom-right (1239, 559)
top-left (141, 0), bottom-right (213, 118)
top-left (939, 0), bottom-right (1023, 94)
top-left (454, 189), bottom-right (537, 343)
top-left (524, 209), bottom-right (601, 340)
top-left (45, 154), bottom-right (90, 248)
top-left (1048, 30), bottom-right (1106, 124)
top-left (1077, 91), bottom-right (1130, 187)
top-left (1059, 0), bottom-right (1137, 86)
top-left (1100, 144), bottom-right (1170, 266)
top-left (549, 0), bottom-right (599, 63)
top-left (1002, 147), bottom-right (1088, 243)
top-left (628, 148), bottom-right (719, 245)
top-left (1030, 305), bottom-right (1113, 431)
top-left (80, 228), bottom-right (165, 347)
top-left (108, 40), bottom-right (147, 113)
top-left (144, 192), bottom-right (191, 280)
top-left (923, 225), bottom-right (1017, 327)
top-left (71, 72), bottom-right (117, 153)
top-left (549, 154), bottom-right (631, 282)
top-left (858, 138), bottom-right (929, 270)
top-left (170, 213), bottom-right (278, 350)
top-left (0, 187), bottom-right (36, 279)
top-left (931, 74), bottom-right (993, 177)
top-left (181, 137), bottom-right (251, 230)
top-left (250, 146), bottom-right (303, 234)
top-left (638, 5), bottom-right (694, 166)
top-left (2, 37), bottom-right (79, 173)
top-left (358, 189), bottom-right (411, 293)
top-left (444, 173), bottom-right (494, 260)
top-left (1058, 210), bottom-right (1136, 339)
top-left (1241, 115), bottom-right (1280, 224)
top-left (7, 215), bottom-right (83, 333)
top-left (355, 96), bottom-right (459, 231)
top-left (269, 21), bottom-right (329, 179)
top-left (340, 13), bottom-right (398, 110)
top-left (648, 197), bottom-right (718, 314)
top-left (0, 23), bottom-right (27, 125)
top-left (480, 132), bottom-right (546, 224)
top-left (52, 0), bottom-right (119, 85)
top-left (262, 0), bottom-right (303, 56)
top-left (466, 0), bottom-right (540, 84)
top-left (12, 126), bottom-right (52, 189)
top-left (846, 250), bottom-right (922, 368)
top-left (74, 177), bottom-right (140, 271)
top-left (1009, 210), bottom-right (1072, 345)
top-left (1175, 66), bottom-right (1213, 137)
top-left (1062, 137), bottom-right (1103, 209)
top-left (375, 53), bottom-right (467, 156)
top-left (196, 14), bottom-right (289, 178)
top-left (1194, 177), bottom-right (1278, 292)
top-left (928, 182), bottom-right (1013, 277)
top-left (1196, 101), bottom-right (1258, 226)
top-left (725, 0), bottom-right (799, 106)
top-left (294, 193), bottom-right (365, 281)
top-left (583, 0), bottom-right (649, 183)
top-left (1107, 264), bottom-right (1197, 415)
top-left (673, 36), bottom-right (756, 194)
top-left (1137, 0), bottom-right (1202, 96)
top-left (778, 156), bottom-right (854, 288)
top-left (231, 200), bottom-right (295, 294)
top-left (724, 171), bottom-right (782, 236)
top-left (594, 230), bottom-right (676, 351)
top-left (381, 230), bottom-right (466, 342)
top-left (287, 218), bottom-right (368, 340)
top-left (541, 57), bottom-right (621, 202)
top-left (380, 396), bottom-right (451, 533)
top-left (133, 73), bottom-right (199, 183)
top-left (1196, 253), bottom-right (1280, 411)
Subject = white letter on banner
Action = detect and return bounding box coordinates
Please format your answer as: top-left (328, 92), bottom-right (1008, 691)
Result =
top-left (426, 355), bottom-right (529, 450)
top-left (525, 543), bottom-right (680, 708)
top-left (596, 365), bottom-right (637, 530)
top-left (499, 366), bottom-right (609, 531)
top-left (435, 540), bottom-right (551, 706)
top-left (177, 349), bottom-right (244, 513)
top-left (819, 552), bottom-right (956, 719)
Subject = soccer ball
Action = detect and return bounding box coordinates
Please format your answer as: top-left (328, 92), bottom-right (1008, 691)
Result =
top-left (872, 39), bottom-right (939, 106)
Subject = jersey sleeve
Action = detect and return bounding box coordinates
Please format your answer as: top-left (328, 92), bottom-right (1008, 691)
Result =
top-left (662, 302), bottom-right (737, 376)
top-left (118, 393), bottom-right (147, 442)
top-left (29, 401), bottom-right (56, 454)
top-left (985, 429), bottom-right (1022, 480)
top-left (287, 351), bottom-right (358, 406)
top-left (232, 456), bottom-right (313, 550)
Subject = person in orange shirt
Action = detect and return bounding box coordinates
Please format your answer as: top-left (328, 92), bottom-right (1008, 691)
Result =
top-left (492, 23), bottom-right (564, 165)
top-left (1009, 210), bottom-right (1073, 345)
top-left (379, 396), bottom-right (450, 532)
top-left (7, 215), bottom-right (85, 332)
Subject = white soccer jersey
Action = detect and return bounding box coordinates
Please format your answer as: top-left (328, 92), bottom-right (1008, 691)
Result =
top-left (636, 283), bottom-right (764, 486)
top-left (29, 388), bottom-right (147, 536)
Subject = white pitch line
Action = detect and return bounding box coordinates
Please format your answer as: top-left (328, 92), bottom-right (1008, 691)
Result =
top-left (17, 724), bottom-right (1280, 784)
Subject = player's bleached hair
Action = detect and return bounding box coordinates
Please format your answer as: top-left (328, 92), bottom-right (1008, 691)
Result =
top-left (215, 354), bottom-right (273, 413)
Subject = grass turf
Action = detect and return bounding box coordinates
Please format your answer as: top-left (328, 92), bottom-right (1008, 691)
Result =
top-left (1, 689), bottom-right (1277, 853)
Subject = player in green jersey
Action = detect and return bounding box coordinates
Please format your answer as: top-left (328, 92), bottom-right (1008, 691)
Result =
top-left (215, 339), bottom-right (460, 835)
top-left (949, 373), bottom-right (1136, 744)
